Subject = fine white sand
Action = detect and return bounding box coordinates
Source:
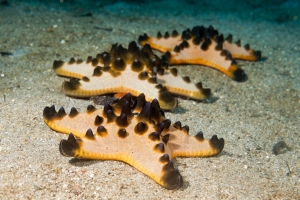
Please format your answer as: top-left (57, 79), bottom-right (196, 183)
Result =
top-left (0, 1), bottom-right (299, 199)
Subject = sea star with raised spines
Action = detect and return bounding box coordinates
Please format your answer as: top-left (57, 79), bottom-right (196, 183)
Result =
top-left (139, 25), bottom-right (261, 82)
top-left (52, 41), bottom-right (210, 110)
top-left (43, 93), bottom-right (224, 189)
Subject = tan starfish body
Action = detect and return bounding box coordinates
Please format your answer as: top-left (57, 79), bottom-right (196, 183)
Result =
top-left (43, 93), bottom-right (224, 189)
top-left (138, 25), bottom-right (261, 82)
top-left (53, 41), bottom-right (210, 110)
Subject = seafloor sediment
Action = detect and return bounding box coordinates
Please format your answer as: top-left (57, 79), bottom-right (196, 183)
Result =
top-left (0, 0), bottom-right (299, 199)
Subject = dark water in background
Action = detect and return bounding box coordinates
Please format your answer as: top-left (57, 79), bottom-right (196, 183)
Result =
top-left (1, 0), bottom-right (300, 25)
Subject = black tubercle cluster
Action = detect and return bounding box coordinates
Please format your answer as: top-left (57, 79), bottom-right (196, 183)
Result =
top-left (94, 41), bottom-right (161, 74)
top-left (161, 160), bottom-right (183, 190)
top-left (172, 121), bottom-right (189, 135)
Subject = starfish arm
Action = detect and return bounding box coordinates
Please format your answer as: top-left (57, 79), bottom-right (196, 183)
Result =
top-left (53, 58), bottom-right (95, 79)
top-left (138, 31), bottom-right (182, 52)
top-left (223, 35), bottom-right (261, 61)
top-left (43, 93), bottom-right (139, 138)
top-left (61, 66), bottom-right (177, 110)
top-left (43, 104), bottom-right (104, 138)
top-left (169, 133), bottom-right (224, 158)
top-left (61, 73), bottom-right (125, 98)
top-left (157, 67), bottom-right (211, 100)
top-left (165, 123), bottom-right (224, 158)
top-left (165, 39), bottom-right (246, 82)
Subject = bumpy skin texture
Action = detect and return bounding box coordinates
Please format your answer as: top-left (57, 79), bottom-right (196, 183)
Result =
top-left (52, 41), bottom-right (210, 110)
top-left (139, 25), bottom-right (261, 82)
top-left (43, 93), bottom-right (224, 190)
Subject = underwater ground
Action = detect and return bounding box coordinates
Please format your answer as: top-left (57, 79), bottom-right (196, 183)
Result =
top-left (0, 0), bottom-right (299, 199)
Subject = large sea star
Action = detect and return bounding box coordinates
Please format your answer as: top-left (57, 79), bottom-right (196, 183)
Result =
top-left (43, 93), bottom-right (224, 189)
top-left (52, 41), bottom-right (210, 110)
top-left (139, 25), bottom-right (261, 81)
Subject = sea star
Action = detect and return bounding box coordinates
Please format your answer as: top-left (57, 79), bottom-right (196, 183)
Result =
top-left (43, 93), bottom-right (224, 189)
top-left (52, 41), bottom-right (210, 110)
top-left (138, 25), bottom-right (261, 82)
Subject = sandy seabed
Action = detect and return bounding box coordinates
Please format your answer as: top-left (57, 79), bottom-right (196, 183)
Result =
top-left (0, 0), bottom-right (299, 199)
